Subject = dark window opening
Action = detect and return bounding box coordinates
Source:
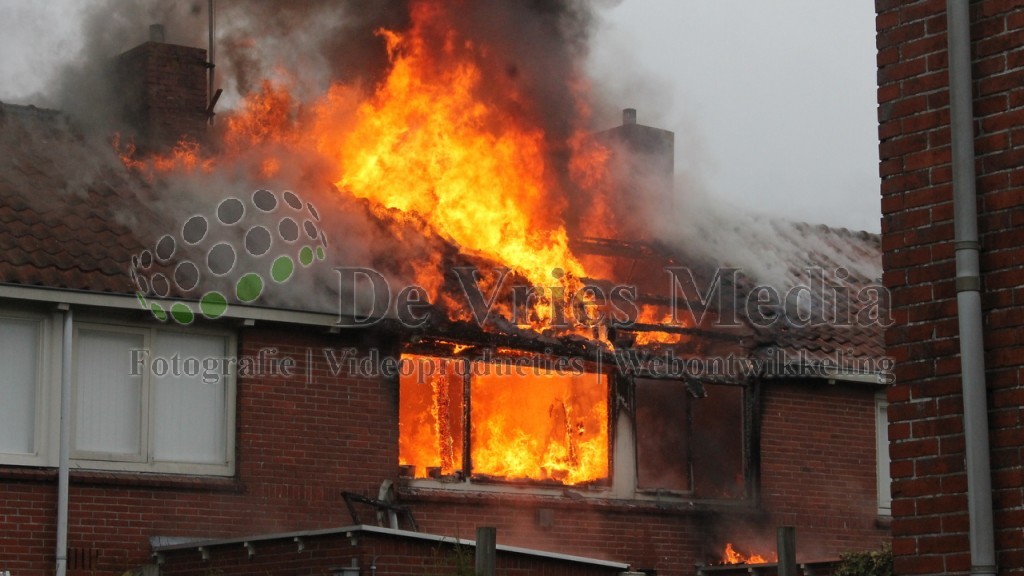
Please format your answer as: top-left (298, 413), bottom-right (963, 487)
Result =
top-left (635, 379), bottom-right (746, 499)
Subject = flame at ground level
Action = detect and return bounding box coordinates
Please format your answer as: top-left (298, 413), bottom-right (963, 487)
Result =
top-left (722, 543), bottom-right (776, 565)
top-left (398, 355), bottom-right (608, 485)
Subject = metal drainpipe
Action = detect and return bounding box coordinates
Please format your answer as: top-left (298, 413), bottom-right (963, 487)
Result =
top-left (946, 1), bottom-right (997, 574)
top-left (56, 307), bottom-right (73, 576)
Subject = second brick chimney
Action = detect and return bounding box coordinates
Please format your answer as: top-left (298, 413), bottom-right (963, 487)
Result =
top-left (117, 29), bottom-right (209, 152)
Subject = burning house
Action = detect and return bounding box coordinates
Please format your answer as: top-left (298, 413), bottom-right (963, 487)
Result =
top-left (0, 2), bottom-right (890, 575)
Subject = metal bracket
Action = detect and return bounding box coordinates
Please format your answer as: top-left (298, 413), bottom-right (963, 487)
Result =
top-left (956, 275), bottom-right (981, 293)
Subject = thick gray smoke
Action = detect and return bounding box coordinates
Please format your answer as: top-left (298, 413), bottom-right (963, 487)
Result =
top-left (47, 1), bottom-right (410, 132)
top-left (47, 0), bottom-right (610, 134)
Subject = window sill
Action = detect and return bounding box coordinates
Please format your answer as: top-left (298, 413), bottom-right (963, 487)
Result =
top-left (399, 481), bottom-right (758, 516)
top-left (0, 465), bottom-right (244, 492)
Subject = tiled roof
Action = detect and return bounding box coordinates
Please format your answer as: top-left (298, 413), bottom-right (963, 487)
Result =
top-left (745, 223), bottom-right (885, 378)
top-left (0, 103), bottom-right (156, 294)
top-left (572, 220), bottom-right (885, 378)
top-left (661, 210), bottom-right (886, 378)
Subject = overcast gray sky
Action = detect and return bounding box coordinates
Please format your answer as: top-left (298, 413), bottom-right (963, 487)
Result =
top-left (0, 0), bottom-right (880, 233)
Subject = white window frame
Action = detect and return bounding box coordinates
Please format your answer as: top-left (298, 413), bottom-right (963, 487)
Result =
top-left (71, 324), bottom-right (151, 463)
top-left (70, 319), bottom-right (237, 476)
top-left (876, 392), bottom-right (891, 515)
top-left (0, 308), bottom-right (54, 467)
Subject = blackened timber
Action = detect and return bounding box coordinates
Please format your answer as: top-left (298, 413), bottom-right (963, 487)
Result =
top-left (621, 322), bottom-right (747, 343)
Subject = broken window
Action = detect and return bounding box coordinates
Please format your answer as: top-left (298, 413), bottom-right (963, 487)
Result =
top-left (398, 354), bottom-right (609, 486)
top-left (634, 379), bottom-right (746, 499)
top-left (398, 356), bottom-right (465, 479)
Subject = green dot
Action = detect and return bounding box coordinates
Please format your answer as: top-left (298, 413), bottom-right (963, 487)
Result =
top-left (271, 256), bottom-right (294, 283)
top-left (136, 292), bottom-right (149, 309)
top-left (150, 302), bottom-right (167, 322)
top-left (236, 273), bottom-right (263, 302)
top-left (316, 246), bottom-right (325, 260)
top-left (200, 291), bottom-right (228, 319)
top-left (299, 246), bottom-right (314, 266)
top-left (170, 303), bottom-right (194, 324)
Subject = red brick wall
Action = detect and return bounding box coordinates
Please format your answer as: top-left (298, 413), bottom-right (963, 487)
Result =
top-left (405, 380), bottom-right (888, 574)
top-left (876, 1), bottom-right (1024, 574)
top-left (759, 381), bottom-right (886, 555)
top-left (0, 329), bottom-right (887, 575)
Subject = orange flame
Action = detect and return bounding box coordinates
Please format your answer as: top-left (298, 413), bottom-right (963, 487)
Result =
top-left (113, 133), bottom-right (212, 180)
top-left (322, 2), bottom-right (591, 293)
top-left (470, 364), bottom-right (607, 485)
top-left (110, 0), bottom-right (691, 346)
top-left (398, 356), bottom-right (608, 485)
top-left (722, 543), bottom-right (776, 565)
top-left (632, 303), bottom-right (688, 346)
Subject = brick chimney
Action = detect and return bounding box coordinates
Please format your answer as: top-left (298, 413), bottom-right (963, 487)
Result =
top-left (117, 26), bottom-right (209, 151)
top-left (599, 108), bottom-right (675, 191)
top-left (594, 108), bottom-right (676, 240)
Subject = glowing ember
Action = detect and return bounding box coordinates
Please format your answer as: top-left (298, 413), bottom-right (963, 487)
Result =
top-left (722, 543), bottom-right (776, 565)
top-left (113, 133), bottom-right (212, 180)
top-left (632, 303), bottom-right (688, 346)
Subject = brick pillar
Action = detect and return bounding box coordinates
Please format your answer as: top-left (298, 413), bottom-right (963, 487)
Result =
top-left (876, 1), bottom-right (1024, 574)
top-left (117, 41), bottom-right (209, 152)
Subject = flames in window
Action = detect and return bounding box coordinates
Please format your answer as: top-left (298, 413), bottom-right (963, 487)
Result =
top-left (399, 355), bottom-right (608, 485)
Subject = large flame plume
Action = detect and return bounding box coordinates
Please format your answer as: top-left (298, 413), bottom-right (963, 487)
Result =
top-left (118, 0), bottom-right (618, 316)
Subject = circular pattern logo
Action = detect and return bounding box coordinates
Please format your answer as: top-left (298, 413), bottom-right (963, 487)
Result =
top-left (130, 189), bottom-right (328, 324)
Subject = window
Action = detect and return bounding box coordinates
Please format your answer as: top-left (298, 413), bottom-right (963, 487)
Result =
top-left (634, 379), bottom-right (746, 499)
top-left (398, 352), bottom-right (749, 500)
top-left (876, 393), bottom-right (891, 515)
top-left (398, 355), bottom-right (609, 486)
top-left (0, 311), bottom-right (49, 465)
top-left (72, 323), bottom-right (235, 475)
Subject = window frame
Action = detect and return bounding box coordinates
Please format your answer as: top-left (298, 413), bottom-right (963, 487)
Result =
top-left (397, 351), bottom-right (754, 503)
top-left (71, 323), bottom-right (151, 463)
top-left (876, 392), bottom-right (891, 516)
top-left (70, 318), bottom-right (237, 477)
top-left (0, 308), bottom-right (54, 467)
top-left (632, 378), bottom-right (749, 500)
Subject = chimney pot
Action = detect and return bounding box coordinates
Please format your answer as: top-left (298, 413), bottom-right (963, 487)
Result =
top-left (149, 24), bottom-right (165, 43)
top-left (623, 108), bottom-right (637, 125)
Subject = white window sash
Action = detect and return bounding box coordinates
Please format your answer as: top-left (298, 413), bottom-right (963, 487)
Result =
top-left (0, 311), bottom-right (49, 464)
top-left (71, 324), bottom-right (150, 463)
top-left (68, 320), bottom-right (235, 476)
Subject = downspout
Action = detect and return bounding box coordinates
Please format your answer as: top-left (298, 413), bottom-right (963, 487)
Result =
top-left (56, 306), bottom-right (72, 576)
top-left (945, 2), bottom-right (997, 575)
